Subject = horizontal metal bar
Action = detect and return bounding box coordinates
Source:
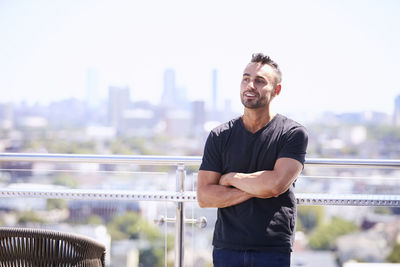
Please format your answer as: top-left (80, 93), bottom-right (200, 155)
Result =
top-left (0, 188), bottom-right (399, 207)
top-left (296, 193), bottom-right (400, 207)
top-left (299, 175), bottom-right (400, 180)
top-left (154, 216), bottom-right (207, 228)
top-left (304, 158), bottom-right (400, 168)
top-left (0, 189), bottom-right (198, 202)
top-left (0, 153), bottom-right (202, 166)
top-left (1, 153), bottom-right (400, 168)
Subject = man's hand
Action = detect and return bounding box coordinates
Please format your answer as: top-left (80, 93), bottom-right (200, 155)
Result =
top-left (219, 172), bottom-right (236, 186)
top-left (197, 170), bottom-right (252, 208)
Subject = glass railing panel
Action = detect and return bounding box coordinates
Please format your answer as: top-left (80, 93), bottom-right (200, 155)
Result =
top-left (1, 154), bottom-right (400, 267)
top-left (183, 172), bottom-right (215, 267)
top-left (293, 165), bottom-right (400, 266)
top-left (0, 197), bottom-right (174, 266)
top-left (296, 166), bottom-right (400, 195)
top-left (0, 161), bottom-right (172, 189)
top-left (0, 164), bottom-right (177, 267)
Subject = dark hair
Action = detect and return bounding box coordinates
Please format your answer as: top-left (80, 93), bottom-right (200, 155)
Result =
top-left (251, 53), bottom-right (282, 84)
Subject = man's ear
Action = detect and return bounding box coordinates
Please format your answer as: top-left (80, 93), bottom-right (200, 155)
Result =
top-left (274, 84), bottom-right (282, 96)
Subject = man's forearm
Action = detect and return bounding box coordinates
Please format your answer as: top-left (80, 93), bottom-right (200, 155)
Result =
top-left (222, 171), bottom-right (281, 198)
top-left (220, 158), bottom-right (303, 198)
top-left (197, 184), bottom-right (252, 208)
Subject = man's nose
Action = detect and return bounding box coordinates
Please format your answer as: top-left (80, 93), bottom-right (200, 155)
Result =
top-left (247, 80), bottom-right (255, 90)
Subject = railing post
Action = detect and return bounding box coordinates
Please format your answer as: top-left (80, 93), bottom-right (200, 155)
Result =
top-left (175, 164), bottom-right (185, 267)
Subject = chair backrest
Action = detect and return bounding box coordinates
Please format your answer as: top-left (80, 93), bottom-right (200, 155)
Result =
top-left (0, 227), bottom-right (105, 267)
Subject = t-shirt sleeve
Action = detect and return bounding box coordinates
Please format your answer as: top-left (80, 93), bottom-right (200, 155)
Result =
top-left (278, 126), bottom-right (308, 165)
top-left (199, 131), bottom-right (222, 173)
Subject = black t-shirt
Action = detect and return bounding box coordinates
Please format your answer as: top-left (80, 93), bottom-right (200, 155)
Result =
top-left (199, 114), bottom-right (308, 252)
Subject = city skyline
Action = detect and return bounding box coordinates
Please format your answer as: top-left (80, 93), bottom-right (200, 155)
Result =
top-left (1, 0), bottom-right (400, 115)
top-left (2, 68), bottom-right (399, 116)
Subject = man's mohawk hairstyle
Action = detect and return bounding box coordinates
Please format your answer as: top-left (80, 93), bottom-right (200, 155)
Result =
top-left (251, 53), bottom-right (282, 84)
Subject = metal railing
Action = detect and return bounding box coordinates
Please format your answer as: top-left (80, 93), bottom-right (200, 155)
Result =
top-left (2, 153), bottom-right (400, 167)
top-left (1, 153), bottom-right (400, 267)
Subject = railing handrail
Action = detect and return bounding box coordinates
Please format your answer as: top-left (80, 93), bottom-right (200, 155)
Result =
top-left (0, 153), bottom-right (201, 165)
top-left (1, 153), bottom-right (400, 168)
top-left (0, 188), bottom-right (399, 207)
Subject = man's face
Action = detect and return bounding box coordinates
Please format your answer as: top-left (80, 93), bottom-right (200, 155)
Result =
top-left (240, 62), bottom-right (280, 109)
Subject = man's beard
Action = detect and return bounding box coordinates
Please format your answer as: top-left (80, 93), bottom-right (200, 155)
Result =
top-left (240, 95), bottom-right (266, 109)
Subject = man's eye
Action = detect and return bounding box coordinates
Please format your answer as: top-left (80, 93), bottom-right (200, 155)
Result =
top-left (242, 78), bottom-right (250, 82)
top-left (255, 79), bottom-right (265, 84)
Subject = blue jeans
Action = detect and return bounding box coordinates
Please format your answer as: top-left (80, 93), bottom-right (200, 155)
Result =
top-left (213, 247), bottom-right (291, 267)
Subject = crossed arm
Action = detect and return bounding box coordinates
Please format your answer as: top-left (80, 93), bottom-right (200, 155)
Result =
top-left (197, 157), bottom-right (303, 208)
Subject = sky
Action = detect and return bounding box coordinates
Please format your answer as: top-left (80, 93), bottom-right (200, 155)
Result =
top-left (0, 0), bottom-right (400, 116)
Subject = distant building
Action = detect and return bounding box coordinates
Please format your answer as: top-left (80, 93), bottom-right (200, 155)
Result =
top-left (362, 111), bottom-right (390, 125)
top-left (161, 69), bottom-right (175, 108)
top-left (223, 98), bottom-right (235, 122)
top-left (17, 116), bottom-right (48, 128)
top-left (47, 98), bottom-right (87, 127)
top-left (160, 69), bottom-right (188, 109)
top-left (86, 126), bottom-right (116, 140)
top-left (164, 110), bottom-right (191, 138)
top-left (120, 108), bottom-right (156, 136)
top-left (212, 69), bottom-right (218, 113)
top-left (0, 102), bottom-right (13, 129)
top-left (192, 100), bottom-right (206, 136)
top-left (108, 85), bottom-right (130, 131)
top-left (86, 68), bottom-right (99, 109)
top-left (69, 200), bottom-right (140, 223)
top-left (394, 95), bottom-right (400, 126)
top-left (321, 111), bottom-right (390, 125)
top-left (336, 221), bottom-right (400, 264)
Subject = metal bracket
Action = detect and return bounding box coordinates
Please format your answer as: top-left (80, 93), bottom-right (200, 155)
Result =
top-left (154, 215), bottom-right (207, 228)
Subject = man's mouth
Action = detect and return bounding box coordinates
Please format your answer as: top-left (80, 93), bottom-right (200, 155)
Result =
top-left (244, 92), bottom-right (257, 97)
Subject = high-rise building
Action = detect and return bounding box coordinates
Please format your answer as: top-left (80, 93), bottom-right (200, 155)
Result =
top-left (394, 95), bottom-right (400, 126)
top-left (86, 69), bottom-right (99, 109)
top-left (108, 86), bottom-right (130, 129)
top-left (161, 69), bottom-right (175, 108)
top-left (160, 69), bottom-right (188, 109)
top-left (212, 69), bottom-right (218, 113)
top-left (161, 69), bottom-right (185, 108)
top-left (192, 100), bottom-right (206, 136)
top-left (0, 102), bottom-right (13, 129)
top-left (164, 110), bottom-right (191, 139)
top-left (223, 99), bottom-right (234, 122)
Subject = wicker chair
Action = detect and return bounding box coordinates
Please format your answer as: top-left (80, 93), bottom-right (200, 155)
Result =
top-left (0, 227), bottom-right (105, 267)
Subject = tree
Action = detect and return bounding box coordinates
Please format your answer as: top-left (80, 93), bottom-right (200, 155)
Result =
top-left (107, 212), bottom-right (174, 266)
top-left (308, 217), bottom-right (359, 250)
top-left (18, 211), bottom-right (45, 224)
top-left (387, 243), bottom-right (400, 263)
top-left (47, 199), bottom-right (67, 210)
top-left (87, 215), bottom-right (104, 225)
top-left (139, 248), bottom-right (165, 267)
top-left (52, 173), bottom-right (78, 188)
top-left (297, 206), bottom-right (325, 233)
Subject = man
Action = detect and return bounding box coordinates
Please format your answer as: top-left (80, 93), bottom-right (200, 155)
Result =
top-left (197, 53), bottom-right (308, 267)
